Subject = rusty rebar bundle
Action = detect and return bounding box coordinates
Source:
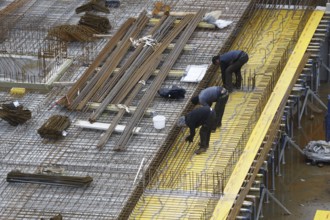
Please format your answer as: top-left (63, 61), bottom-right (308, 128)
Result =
top-left (37, 115), bottom-right (71, 139)
top-left (79, 13), bottom-right (111, 33)
top-left (0, 102), bottom-right (31, 126)
top-left (47, 24), bottom-right (100, 42)
top-left (49, 214), bottom-right (63, 220)
top-left (7, 170), bottom-right (93, 187)
top-left (75, 0), bottom-right (110, 14)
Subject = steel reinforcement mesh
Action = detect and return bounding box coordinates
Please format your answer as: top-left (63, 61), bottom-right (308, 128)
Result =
top-left (0, 0), bottom-right (250, 219)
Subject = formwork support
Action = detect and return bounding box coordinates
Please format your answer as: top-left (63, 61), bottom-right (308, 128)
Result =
top-left (276, 133), bottom-right (305, 176)
top-left (326, 95), bottom-right (330, 141)
top-left (256, 184), bottom-right (291, 220)
top-left (299, 87), bottom-right (327, 126)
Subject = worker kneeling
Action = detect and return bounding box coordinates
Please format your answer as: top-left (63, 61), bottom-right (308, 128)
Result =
top-left (177, 106), bottom-right (216, 155)
top-left (191, 86), bottom-right (228, 129)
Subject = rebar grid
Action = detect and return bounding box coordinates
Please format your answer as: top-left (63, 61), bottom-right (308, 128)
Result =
top-left (0, 0), bottom-right (260, 219)
top-left (127, 1), bottom-right (320, 219)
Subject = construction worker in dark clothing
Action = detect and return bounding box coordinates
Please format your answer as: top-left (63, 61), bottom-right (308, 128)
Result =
top-left (212, 50), bottom-right (249, 93)
top-left (191, 86), bottom-right (228, 130)
top-left (177, 106), bottom-right (216, 154)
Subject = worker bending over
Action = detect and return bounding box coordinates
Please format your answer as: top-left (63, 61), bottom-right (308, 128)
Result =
top-left (177, 106), bottom-right (216, 155)
top-left (191, 86), bottom-right (228, 130)
top-left (212, 50), bottom-right (249, 93)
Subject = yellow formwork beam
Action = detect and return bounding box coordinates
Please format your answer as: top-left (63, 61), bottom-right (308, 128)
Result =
top-left (314, 210), bottom-right (330, 220)
top-left (211, 9), bottom-right (324, 220)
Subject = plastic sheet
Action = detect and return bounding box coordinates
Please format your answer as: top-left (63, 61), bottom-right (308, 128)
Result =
top-left (303, 140), bottom-right (330, 163)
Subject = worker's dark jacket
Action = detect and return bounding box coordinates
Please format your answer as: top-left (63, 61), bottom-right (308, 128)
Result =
top-left (198, 86), bottom-right (228, 127)
top-left (185, 106), bottom-right (216, 140)
top-left (198, 86), bottom-right (223, 106)
top-left (219, 50), bottom-right (244, 74)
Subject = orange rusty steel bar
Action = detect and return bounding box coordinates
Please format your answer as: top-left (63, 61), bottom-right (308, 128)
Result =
top-left (95, 16), bottom-right (174, 149)
top-left (70, 11), bottom-right (149, 110)
top-left (89, 14), bottom-right (186, 122)
top-left (59, 18), bottom-right (135, 108)
top-left (106, 17), bottom-right (176, 103)
top-left (97, 57), bottom-right (162, 149)
top-left (75, 12), bottom-right (149, 110)
top-left (94, 15), bottom-right (169, 102)
top-left (114, 9), bottom-right (206, 151)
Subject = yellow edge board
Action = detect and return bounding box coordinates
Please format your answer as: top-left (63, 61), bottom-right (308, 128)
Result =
top-left (211, 10), bottom-right (324, 220)
top-left (314, 210), bottom-right (330, 220)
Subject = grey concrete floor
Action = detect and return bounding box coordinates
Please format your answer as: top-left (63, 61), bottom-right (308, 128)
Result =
top-left (262, 82), bottom-right (330, 220)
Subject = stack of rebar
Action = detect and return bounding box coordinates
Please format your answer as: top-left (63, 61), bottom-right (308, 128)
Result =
top-left (67, 11), bottom-right (150, 110)
top-left (0, 102), bottom-right (31, 126)
top-left (37, 115), bottom-right (70, 139)
top-left (114, 10), bottom-right (206, 151)
top-left (47, 24), bottom-right (100, 42)
top-left (56, 18), bottom-right (136, 107)
top-left (79, 13), bottom-right (111, 33)
top-left (75, 0), bottom-right (110, 14)
top-left (7, 170), bottom-right (93, 187)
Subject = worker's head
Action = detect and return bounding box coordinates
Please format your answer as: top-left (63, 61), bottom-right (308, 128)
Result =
top-left (177, 116), bottom-right (186, 127)
top-left (191, 96), bottom-right (199, 105)
top-left (220, 87), bottom-right (227, 95)
top-left (212, 55), bottom-right (220, 65)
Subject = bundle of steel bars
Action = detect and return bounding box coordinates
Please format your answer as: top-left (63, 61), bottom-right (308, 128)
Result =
top-left (37, 115), bottom-right (71, 139)
top-left (0, 102), bottom-right (32, 126)
top-left (7, 170), bottom-right (93, 187)
top-left (47, 24), bottom-right (100, 42)
top-left (79, 13), bottom-right (111, 33)
top-left (75, 0), bottom-right (110, 14)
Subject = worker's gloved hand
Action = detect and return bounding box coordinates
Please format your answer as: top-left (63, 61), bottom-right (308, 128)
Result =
top-left (185, 135), bottom-right (193, 143)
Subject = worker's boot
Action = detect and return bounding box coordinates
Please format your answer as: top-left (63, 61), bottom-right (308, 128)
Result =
top-left (195, 147), bottom-right (207, 155)
top-left (234, 82), bottom-right (241, 89)
top-left (223, 84), bottom-right (232, 93)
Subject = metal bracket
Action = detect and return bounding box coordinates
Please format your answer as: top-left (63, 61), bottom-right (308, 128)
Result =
top-left (299, 87), bottom-right (327, 127)
top-left (256, 184), bottom-right (291, 219)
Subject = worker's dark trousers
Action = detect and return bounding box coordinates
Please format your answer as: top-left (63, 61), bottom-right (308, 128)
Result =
top-left (224, 53), bottom-right (249, 91)
top-left (214, 94), bottom-right (229, 127)
top-left (199, 125), bottom-right (211, 148)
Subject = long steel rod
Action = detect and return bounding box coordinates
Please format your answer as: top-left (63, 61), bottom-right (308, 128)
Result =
top-left (114, 9), bottom-right (206, 151)
top-left (89, 15), bottom-right (175, 122)
top-left (60, 18), bottom-right (135, 108)
top-left (74, 11), bottom-right (149, 110)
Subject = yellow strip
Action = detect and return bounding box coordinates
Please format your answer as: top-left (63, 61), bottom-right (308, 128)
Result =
top-left (10, 87), bottom-right (26, 95)
top-left (211, 10), bottom-right (324, 220)
top-left (314, 210), bottom-right (330, 220)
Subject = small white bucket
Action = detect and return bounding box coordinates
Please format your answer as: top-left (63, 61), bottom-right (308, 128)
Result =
top-left (153, 115), bottom-right (166, 129)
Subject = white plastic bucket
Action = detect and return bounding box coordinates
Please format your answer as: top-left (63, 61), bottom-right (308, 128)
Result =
top-left (153, 115), bottom-right (166, 129)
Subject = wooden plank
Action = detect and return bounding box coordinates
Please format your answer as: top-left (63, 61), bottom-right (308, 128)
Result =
top-left (75, 120), bottom-right (141, 134)
top-left (87, 103), bottom-right (155, 116)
